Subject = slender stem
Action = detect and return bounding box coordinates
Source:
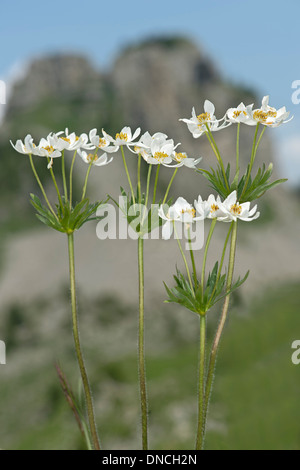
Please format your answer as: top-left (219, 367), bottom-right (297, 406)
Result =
top-left (47, 159), bottom-right (64, 210)
top-left (144, 164), bottom-right (152, 209)
top-left (162, 167), bottom-right (178, 205)
top-left (241, 123), bottom-right (264, 199)
top-left (254, 126), bottom-right (266, 156)
top-left (138, 236), bottom-right (148, 450)
top-left (208, 222), bottom-right (233, 305)
top-left (67, 233), bottom-right (100, 450)
top-left (152, 164), bottom-right (160, 204)
top-left (188, 228), bottom-right (197, 289)
top-left (69, 150), bottom-right (77, 209)
top-left (236, 122), bottom-right (240, 181)
top-left (121, 146), bottom-right (136, 204)
top-left (141, 164), bottom-right (152, 228)
top-left (196, 314), bottom-right (206, 450)
top-left (28, 154), bottom-right (58, 220)
top-left (174, 224), bottom-right (194, 292)
top-left (201, 219), bottom-right (217, 295)
top-left (81, 163), bottom-right (92, 201)
top-left (204, 221), bottom-right (238, 427)
top-left (61, 150), bottom-right (68, 202)
top-left (137, 154), bottom-right (142, 202)
top-left (205, 126), bottom-right (229, 191)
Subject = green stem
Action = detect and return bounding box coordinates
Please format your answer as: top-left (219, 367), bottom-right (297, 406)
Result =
top-left (47, 159), bottom-right (64, 210)
top-left (137, 154), bottom-right (142, 202)
top-left (188, 228), bottom-right (197, 289)
top-left (69, 150), bottom-right (77, 209)
top-left (28, 154), bottom-right (58, 220)
top-left (208, 222), bottom-right (233, 305)
top-left (201, 219), bottom-right (217, 296)
top-left (196, 314), bottom-right (206, 450)
top-left (81, 163), bottom-right (92, 201)
top-left (61, 150), bottom-right (68, 202)
top-left (174, 224), bottom-right (194, 292)
top-left (67, 233), bottom-right (100, 450)
top-left (205, 126), bottom-right (229, 192)
top-left (138, 236), bottom-right (148, 450)
top-left (204, 221), bottom-right (238, 429)
top-left (241, 124), bottom-right (266, 199)
top-left (236, 123), bottom-right (240, 181)
top-left (162, 167), bottom-right (178, 205)
top-left (121, 146), bottom-right (136, 204)
top-left (152, 164), bottom-right (161, 204)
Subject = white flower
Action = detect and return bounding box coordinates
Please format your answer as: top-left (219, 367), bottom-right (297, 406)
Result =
top-left (147, 138), bottom-right (177, 166)
top-left (88, 128), bottom-right (119, 153)
top-left (10, 134), bottom-right (36, 155)
top-left (246, 96), bottom-right (292, 127)
top-left (32, 135), bottom-right (62, 168)
top-left (77, 149), bottom-right (113, 167)
top-left (172, 151), bottom-right (202, 168)
top-left (132, 131), bottom-right (182, 167)
top-left (194, 194), bottom-right (225, 220)
top-left (158, 197), bottom-right (201, 239)
top-left (180, 100), bottom-right (230, 138)
top-left (218, 190), bottom-right (260, 222)
top-left (50, 128), bottom-right (92, 151)
top-left (226, 102), bottom-right (253, 124)
top-left (102, 126), bottom-right (141, 147)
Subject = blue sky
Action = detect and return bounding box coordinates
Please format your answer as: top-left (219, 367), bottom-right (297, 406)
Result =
top-left (1, 0), bottom-right (300, 184)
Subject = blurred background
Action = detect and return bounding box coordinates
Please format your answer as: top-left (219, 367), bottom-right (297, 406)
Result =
top-left (0, 0), bottom-right (299, 450)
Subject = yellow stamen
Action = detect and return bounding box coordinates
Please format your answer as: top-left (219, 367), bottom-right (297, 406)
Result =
top-left (233, 110), bottom-right (247, 119)
top-left (230, 203), bottom-right (242, 215)
top-left (153, 151), bottom-right (168, 162)
top-left (98, 138), bottom-right (107, 148)
top-left (115, 132), bottom-right (128, 141)
top-left (210, 204), bottom-right (219, 213)
top-left (181, 207), bottom-right (196, 218)
top-left (86, 153), bottom-right (99, 163)
top-left (174, 152), bottom-right (187, 162)
top-left (197, 112), bottom-right (211, 123)
top-left (43, 145), bottom-right (54, 154)
top-left (60, 137), bottom-right (71, 143)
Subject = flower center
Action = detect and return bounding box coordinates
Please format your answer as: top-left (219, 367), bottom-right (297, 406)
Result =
top-left (233, 110), bottom-right (247, 119)
top-left (181, 208), bottom-right (196, 218)
top-left (43, 145), bottom-right (54, 154)
top-left (86, 153), bottom-right (98, 163)
top-left (197, 112), bottom-right (211, 123)
top-left (174, 152), bottom-right (187, 162)
top-left (253, 109), bottom-right (277, 123)
top-left (154, 151), bottom-right (168, 162)
top-left (60, 137), bottom-right (71, 143)
top-left (115, 132), bottom-right (128, 141)
top-left (230, 203), bottom-right (242, 215)
top-left (98, 138), bottom-right (107, 148)
top-left (210, 203), bottom-right (219, 214)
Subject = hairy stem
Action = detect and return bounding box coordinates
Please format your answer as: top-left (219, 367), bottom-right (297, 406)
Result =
top-left (204, 221), bottom-right (238, 427)
top-left (196, 314), bottom-right (207, 450)
top-left (67, 233), bottom-right (100, 450)
top-left (138, 236), bottom-right (148, 450)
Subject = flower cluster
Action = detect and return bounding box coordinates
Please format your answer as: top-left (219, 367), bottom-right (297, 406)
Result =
top-left (159, 190), bottom-right (259, 239)
top-left (181, 95), bottom-right (292, 138)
